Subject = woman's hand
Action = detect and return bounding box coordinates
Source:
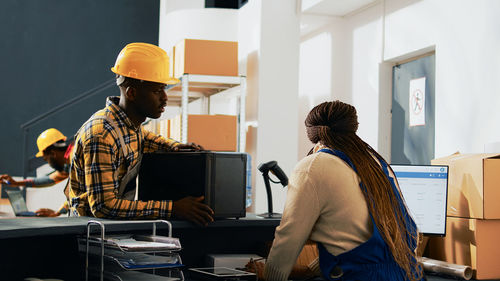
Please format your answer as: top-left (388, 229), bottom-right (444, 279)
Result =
top-left (245, 259), bottom-right (265, 280)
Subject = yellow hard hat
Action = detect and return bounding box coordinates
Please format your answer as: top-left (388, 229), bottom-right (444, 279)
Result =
top-left (111, 42), bottom-right (179, 85)
top-left (35, 128), bottom-right (67, 157)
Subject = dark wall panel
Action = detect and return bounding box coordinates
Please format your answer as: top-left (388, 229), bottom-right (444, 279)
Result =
top-left (0, 0), bottom-right (160, 176)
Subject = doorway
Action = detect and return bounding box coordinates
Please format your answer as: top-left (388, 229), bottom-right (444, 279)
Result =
top-left (391, 53), bottom-right (436, 165)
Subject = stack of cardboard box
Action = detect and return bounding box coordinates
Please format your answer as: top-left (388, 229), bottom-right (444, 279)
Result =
top-left (427, 153), bottom-right (500, 279)
top-left (172, 38), bottom-right (238, 78)
top-left (161, 39), bottom-right (239, 151)
top-left (157, 114), bottom-right (237, 152)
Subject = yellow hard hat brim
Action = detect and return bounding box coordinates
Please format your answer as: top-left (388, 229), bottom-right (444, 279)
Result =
top-left (165, 77), bottom-right (180, 85)
top-left (112, 67), bottom-right (180, 85)
top-left (36, 151), bottom-right (43, 157)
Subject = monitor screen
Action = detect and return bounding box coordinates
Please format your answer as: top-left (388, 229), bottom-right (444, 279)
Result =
top-left (391, 165), bottom-right (448, 236)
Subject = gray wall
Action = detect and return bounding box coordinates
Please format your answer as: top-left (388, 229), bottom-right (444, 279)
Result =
top-left (0, 0), bottom-right (160, 176)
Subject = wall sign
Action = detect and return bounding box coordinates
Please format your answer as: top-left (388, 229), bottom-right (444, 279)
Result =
top-left (409, 77), bottom-right (426, 127)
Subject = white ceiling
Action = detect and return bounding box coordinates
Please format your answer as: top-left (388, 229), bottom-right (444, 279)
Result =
top-left (301, 0), bottom-right (378, 17)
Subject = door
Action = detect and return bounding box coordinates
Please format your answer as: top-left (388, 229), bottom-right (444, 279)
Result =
top-left (391, 54), bottom-right (435, 165)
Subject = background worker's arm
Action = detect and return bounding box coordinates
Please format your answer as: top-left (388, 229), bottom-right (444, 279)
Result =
top-left (1, 171), bottom-right (68, 188)
top-left (34, 201), bottom-right (70, 217)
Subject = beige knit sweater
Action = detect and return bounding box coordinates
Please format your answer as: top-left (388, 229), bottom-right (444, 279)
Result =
top-left (264, 145), bottom-right (374, 280)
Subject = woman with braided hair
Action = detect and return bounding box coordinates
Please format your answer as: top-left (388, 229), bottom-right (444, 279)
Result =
top-left (259, 101), bottom-right (423, 281)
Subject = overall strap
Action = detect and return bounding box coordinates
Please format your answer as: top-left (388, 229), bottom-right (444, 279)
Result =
top-left (318, 148), bottom-right (357, 172)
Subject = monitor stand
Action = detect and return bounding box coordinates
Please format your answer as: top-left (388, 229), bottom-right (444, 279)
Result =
top-left (257, 212), bottom-right (282, 219)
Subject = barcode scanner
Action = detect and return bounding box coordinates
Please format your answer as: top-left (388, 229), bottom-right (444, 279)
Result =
top-left (257, 160), bottom-right (288, 218)
top-left (258, 161), bottom-right (288, 186)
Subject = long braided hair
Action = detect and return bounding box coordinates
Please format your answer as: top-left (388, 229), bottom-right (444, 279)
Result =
top-left (305, 101), bottom-right (422, 281)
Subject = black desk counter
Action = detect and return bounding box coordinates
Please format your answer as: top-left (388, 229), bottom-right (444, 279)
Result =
top-left (0, 214), bottom-right (280, 280)
top-left (0, 215), bottom-right (494, 281)
top-left (0, 214), bottom-right (280, 239)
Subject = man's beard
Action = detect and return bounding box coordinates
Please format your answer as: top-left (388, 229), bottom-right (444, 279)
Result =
top-left (50, 161), bottom-right (64, 172)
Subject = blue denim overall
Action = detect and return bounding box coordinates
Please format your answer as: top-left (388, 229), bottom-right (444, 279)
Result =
top-left (317, 148), bottom-right (420, 281)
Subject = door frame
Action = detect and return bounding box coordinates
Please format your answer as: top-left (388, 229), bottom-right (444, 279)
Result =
top-left (378, 46), bottom-right (435, 162)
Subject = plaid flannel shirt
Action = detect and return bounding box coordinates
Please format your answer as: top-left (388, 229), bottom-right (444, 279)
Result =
top-left (69, 96), bottom-right (179, 218)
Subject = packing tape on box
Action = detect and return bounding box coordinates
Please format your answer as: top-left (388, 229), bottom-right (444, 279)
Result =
top-left (418, 257), bottom-right (473, 280)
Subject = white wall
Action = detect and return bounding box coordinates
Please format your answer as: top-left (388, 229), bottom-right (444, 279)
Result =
top-left (299, 4), bottom-right (384, 157)
top-left (383, 0), bottom-right (500, 157)
top-left (158, 0), bottom-right (500, 215)
top-left (253, 0), bottom-right (300, 214)
top-left (159, 0), bottom-right (239, 52)
top-left (238, 0), bottom-right (261, 212)
top-left (298, 0), bottom-right (500, 163)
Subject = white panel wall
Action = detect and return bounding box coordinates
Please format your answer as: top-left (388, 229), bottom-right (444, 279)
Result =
top-left (299, 0), bottom-right (500, 162)
top-left (383, 0), bottom-right (500, 156)
top-left (297, 32), bottom-right (333, 158)
top-left (159, 0), bottom-right (239, 52)
top-left (254, 0), bottom-right (300, 214)
top-left (238, 0), bottom-right (261, 212)
top-left (298, 6), bottom-right (383, 155)
top-left (160, 0), bottom-right (500, 214)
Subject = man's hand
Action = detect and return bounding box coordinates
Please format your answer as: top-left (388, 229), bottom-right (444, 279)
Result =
top-left (0, 174), bottom-right (21, 186)
top-left (172, 196), bottom-right (214, 226)
top-left (172, 142), bottom-right (204, 152)
top-left (35, 208), bottom-right (60, 217)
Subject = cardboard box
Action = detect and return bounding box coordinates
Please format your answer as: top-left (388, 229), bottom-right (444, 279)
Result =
top-left (174, 39), bottom-right (238, 78)
top-left (187, 114), bottom-right (237, 151)
top-left (431, 153), bottom-right (500, 219)
top-left (427, 217), bottom-right (500, 279)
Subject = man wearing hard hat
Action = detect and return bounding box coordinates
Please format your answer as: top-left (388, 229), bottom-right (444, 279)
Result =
top-left (1, 128), bottom-right (73, 216)
top-left (68, 42), bottom-right (214, 225)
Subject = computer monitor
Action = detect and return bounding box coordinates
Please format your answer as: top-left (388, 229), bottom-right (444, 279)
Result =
top-left (391, 164), bottom-right (449, 236)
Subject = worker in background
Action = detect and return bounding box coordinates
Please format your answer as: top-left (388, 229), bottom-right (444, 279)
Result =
top-left (1, 128), bottom-right (73, 217)
top-left (68, 42), bottom-right (214, 225)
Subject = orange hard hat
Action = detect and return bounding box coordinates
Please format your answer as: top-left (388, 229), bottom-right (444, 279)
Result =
top-left (35, 128), bottom-right (67, 157)
top-left (111, 42), bottom-right (179, 85)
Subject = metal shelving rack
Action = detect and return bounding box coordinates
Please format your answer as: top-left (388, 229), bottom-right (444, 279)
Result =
top-left (83, 220), bottom-right (184, 281)
top-left (165, 74), bottom-right (247, 152)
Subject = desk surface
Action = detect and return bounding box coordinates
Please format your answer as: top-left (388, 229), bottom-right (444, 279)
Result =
top-left (0, 213), bottom-right (281, 239)
top-left (1, 215), bottom-right (497, 281)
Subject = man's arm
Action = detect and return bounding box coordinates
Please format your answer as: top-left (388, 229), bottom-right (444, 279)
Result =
top-left (83, 134), bottom-right (172, 219)
top-left (142, 129), bottom-right (180, 152)
top-left (142, 129), bottom-right (204, 152)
